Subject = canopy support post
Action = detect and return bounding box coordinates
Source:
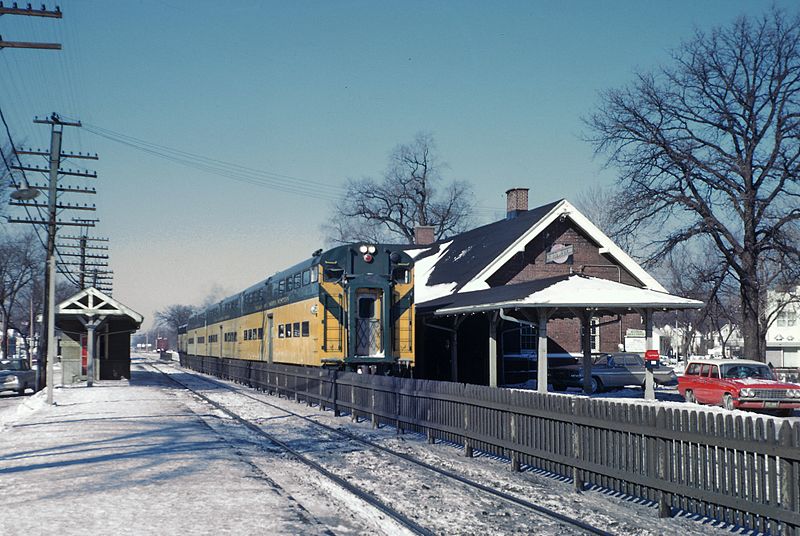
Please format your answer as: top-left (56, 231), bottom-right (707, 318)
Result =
top-left (488, 311), bottom-right (499, 387)
top-left (537, 308), bottom-right (552, 394)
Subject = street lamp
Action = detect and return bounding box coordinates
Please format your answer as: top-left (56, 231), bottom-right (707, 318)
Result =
top-left (10, 176), bottom-right (40, 201)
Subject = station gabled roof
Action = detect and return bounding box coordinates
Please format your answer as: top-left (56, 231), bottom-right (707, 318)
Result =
top-left (56, 287), bottom-right (144, 330)
top-left (412, 198), bottom-right (672, 308)
top-left (426, 274), bottom-right (703, 317)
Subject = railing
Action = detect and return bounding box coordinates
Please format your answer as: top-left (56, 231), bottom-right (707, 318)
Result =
top-left (180, 354), bottom-right (800, 535)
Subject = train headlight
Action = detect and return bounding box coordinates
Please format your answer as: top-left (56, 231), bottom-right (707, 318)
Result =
top-left (367, 245), bottom-right (376, 254)
top-left (740, 388), bottom-right (754, 398)
top-left (359, 245), bottom-right (368, 254)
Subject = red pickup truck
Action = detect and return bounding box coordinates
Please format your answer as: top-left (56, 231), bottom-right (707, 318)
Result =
top-left (678, 359), bottom-right (800, 416)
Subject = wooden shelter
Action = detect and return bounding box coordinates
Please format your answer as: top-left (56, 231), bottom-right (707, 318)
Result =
top-left (56, 287), bottom-right (143, 384)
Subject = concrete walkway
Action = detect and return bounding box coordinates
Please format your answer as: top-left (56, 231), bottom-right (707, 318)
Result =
top-left (0, 360), bottom-right (331, 536)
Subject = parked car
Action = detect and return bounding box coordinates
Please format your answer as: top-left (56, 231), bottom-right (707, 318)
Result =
top-left (0, 359), bottom-right (35, 395)
top-left (677, 359), bottom-right (800, 416)
top-left (549, 353), bottom-right (677, 393)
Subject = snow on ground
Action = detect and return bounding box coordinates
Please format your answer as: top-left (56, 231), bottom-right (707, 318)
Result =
top-left (0, 355), bottom-right (783, 535)
top-left (0, 364), bottom-right (370, 536)
top-left (157, 360), bottom-right (747, 536)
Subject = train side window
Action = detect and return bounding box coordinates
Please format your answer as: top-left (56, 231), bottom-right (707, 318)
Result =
top-left (302, 270), bottom-right (310, 286)
top-left (278, 325), bottom-right (285, 338)
top-left (293, 322), bottom-right (300, 337)
top-left (285, 323), bottom-right (292, 338)
top-left (301, 321), bottom-right (309, 337)
top-left (323, 266), bottom-right (343, 282)
top-left (310, 268), bottom-right (318, 283)
top-left (258, 328), bottom-right (263, 339)
top-left (294, 273), bottom-right (302, 289)
top-left (393, 267), bottom-right (409, 284)
top-left (279, 280), bottom-right (285, 293)
top-left (287, 277), bottom-right (293, 291)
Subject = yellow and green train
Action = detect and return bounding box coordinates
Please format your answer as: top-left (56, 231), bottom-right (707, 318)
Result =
top-left (177, 243), bottom-right (415, 373)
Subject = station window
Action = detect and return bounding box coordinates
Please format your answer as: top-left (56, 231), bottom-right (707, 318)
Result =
top-left (278, 325), bottom-right (285, 338)
top-left (188, 338), bottom-right (194, 344)
top-left (302, 269), bottom-right (310, 286)
top-left (520, 325), bottom-right (537, 352)
top-left (293, 322), bottom-right (300, 337)
top-left (590, 318), bottom-right (600, 353)
top-left (258, 328), bottom-right (263, 339)
top-left (197, 336), bottom-right (205, 344)
top-left (285, 323), bottom-right (292, 338)
top-left (301, 321), bottom-right (309, 337)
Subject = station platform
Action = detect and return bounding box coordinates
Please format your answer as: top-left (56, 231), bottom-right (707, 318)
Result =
top-left (0, 359), bottom-right (331, 536)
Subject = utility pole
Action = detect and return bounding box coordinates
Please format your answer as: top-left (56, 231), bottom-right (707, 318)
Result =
top-left (9, 113), bottom-right (98, 400)
top-left (56, 233), bottom-right (110, 289)
top-left (0, 2), bottom-right (62, 50)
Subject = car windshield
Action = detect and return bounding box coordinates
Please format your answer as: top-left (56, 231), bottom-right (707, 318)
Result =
top-left (721, 364), bottom-right (775, 380)
top-left (592, 354), bottom-right (611, 365)
top-left (0, 360), bottom-right (27, 371)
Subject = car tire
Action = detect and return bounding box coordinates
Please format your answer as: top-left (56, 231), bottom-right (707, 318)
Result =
top-left (684, 390), bottom-right (696, 404)
top-left (589, 377), bottom-right (602, 394)
top-left (722, 393), bottom-right (735, 411)
top-left (17, 385), bottom-right (26, 396)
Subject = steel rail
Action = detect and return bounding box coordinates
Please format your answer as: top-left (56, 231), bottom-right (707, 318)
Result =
top-left (146, 362), bottom-right (434, 536)
top-left (155, 359), bottom-right (613, 536)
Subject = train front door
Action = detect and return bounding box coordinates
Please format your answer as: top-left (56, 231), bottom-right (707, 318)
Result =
top-left (355, 289), bottom-right (382, 356)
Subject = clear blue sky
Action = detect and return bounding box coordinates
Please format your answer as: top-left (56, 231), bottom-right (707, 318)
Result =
top-left (2, 1), bottom-right (795, 328)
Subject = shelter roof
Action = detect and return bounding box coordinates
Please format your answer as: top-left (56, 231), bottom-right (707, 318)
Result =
top-left (56, 287), bottom-right (144, 328)
top-left (412, 199), bottom-right (668, 305)
top-left (426, 274), bottom-right (702, 317)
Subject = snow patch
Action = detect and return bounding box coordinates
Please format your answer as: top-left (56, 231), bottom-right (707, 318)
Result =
top-left (414, 240), bottom-right (460, 304)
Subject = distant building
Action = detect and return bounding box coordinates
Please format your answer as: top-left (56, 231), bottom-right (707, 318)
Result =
top-left (765, 287), bottom-right (800, 369)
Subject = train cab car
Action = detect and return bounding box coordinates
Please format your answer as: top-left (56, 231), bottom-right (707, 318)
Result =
top-left (182, 243), bottom-right (415, 374)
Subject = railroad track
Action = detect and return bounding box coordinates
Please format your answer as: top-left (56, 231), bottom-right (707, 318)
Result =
top-left (147, 360), bottom-right (613, 536)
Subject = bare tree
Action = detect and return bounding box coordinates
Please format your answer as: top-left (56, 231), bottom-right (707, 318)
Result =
top-left (574, 184), bottom-right (636, 251)
top-left (326, 133), bottom-right (474, 244)
top-left (154, 304), bottom-right (196, 348)
top-left (0, 230), bottom-right (43, 358)
top-left (587, 9), bottom-right (800, 360)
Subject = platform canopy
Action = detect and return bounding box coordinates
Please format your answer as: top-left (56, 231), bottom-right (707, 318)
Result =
top-left (421, 274), bottom-right (703, 393)
top-left (426, 274), bottom-right (703, 317)
top-left (57, 287), bottom-right (143, 324)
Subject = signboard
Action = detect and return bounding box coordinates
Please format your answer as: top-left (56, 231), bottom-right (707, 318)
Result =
top-left (545, 244), bottom-right (573, 264)
top-left (645, 350), bottom-right (660, 361)
top-left (626, 329), bottom-right (645, 338)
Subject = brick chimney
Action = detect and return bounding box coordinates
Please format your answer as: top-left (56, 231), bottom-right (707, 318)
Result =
top-left (414, 225), bottom-right (436, 245)
top-left (506, 188), bottom-right (529, 219)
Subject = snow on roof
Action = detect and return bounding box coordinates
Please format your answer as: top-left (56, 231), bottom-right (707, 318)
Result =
top-left (429, 274), bottom-right (702, 315)
top-left (412, 240), bottom-right (459, 304)
top-left (413, 199), bottom-right (674, 312)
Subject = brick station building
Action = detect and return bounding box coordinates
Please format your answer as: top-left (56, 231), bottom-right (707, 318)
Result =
top-left (411, 189), bottom-right (701, 389)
